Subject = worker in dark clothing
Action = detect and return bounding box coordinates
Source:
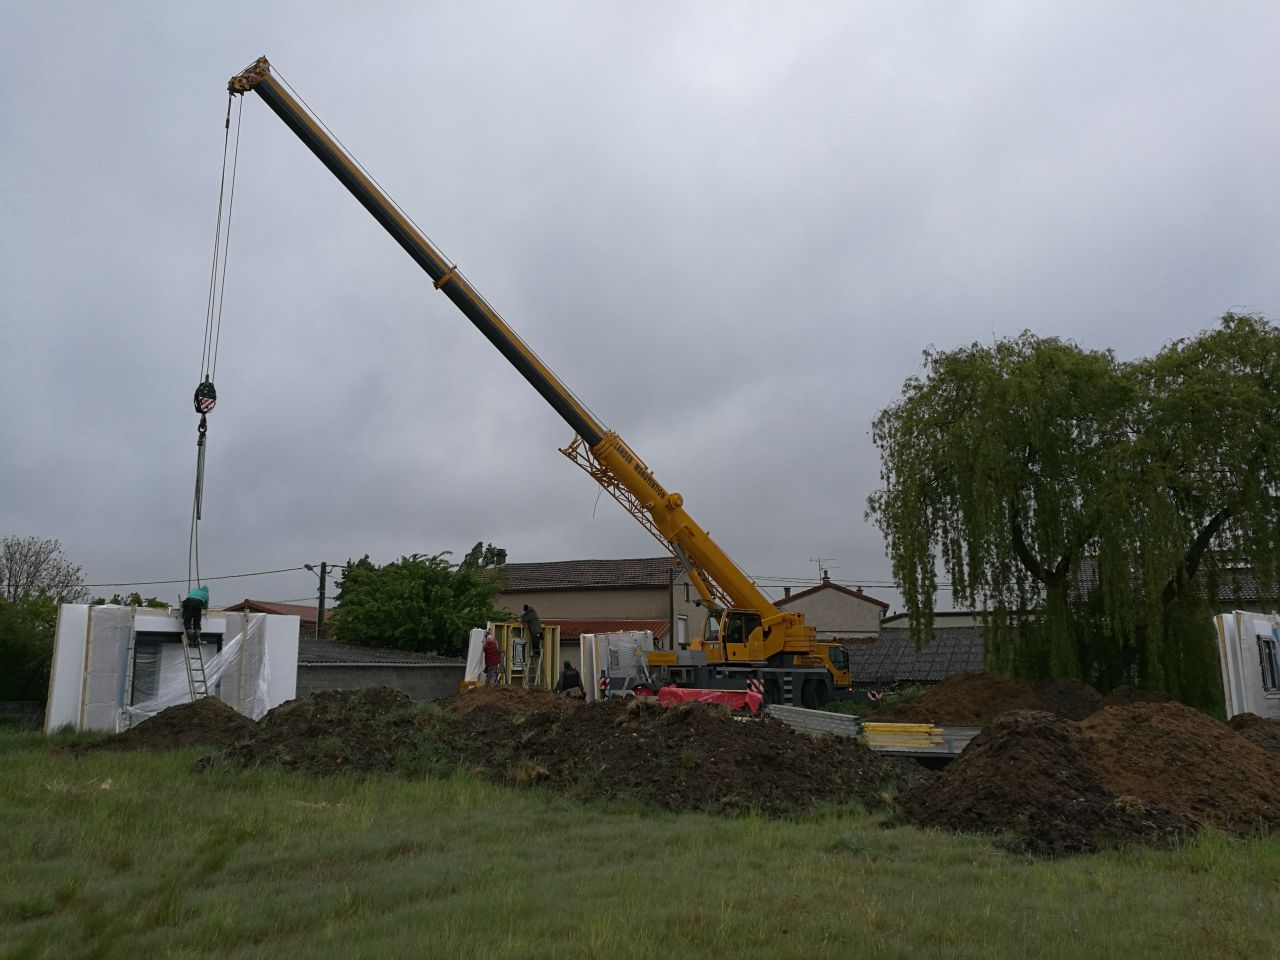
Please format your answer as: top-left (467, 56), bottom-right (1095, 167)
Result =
top-left (520, 604), bottom-right (544, 657)
top-left (482, 630), bottom-right (502, 685)
top-left (555, 661), bottom-right (584, 699)
top-left (181, 585), bottom-right (209, 645)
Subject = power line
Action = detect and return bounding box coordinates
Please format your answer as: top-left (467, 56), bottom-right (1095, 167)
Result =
top-left (83, 566), bottom-right (306, 589)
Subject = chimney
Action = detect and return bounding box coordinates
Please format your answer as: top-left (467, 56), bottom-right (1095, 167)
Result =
top-left (784, 586), bottom-right (792, 599)
top-left (822, 569), bottom-right (830, 583)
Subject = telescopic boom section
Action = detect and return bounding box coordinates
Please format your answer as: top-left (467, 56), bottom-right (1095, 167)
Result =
top-left (228, 57), bottom-right (786, 627)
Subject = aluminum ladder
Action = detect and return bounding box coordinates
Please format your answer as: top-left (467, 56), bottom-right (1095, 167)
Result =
top-left (522, 645), bottom-right (543, 689)
top-left (182, 632), bottom-right (210, 700)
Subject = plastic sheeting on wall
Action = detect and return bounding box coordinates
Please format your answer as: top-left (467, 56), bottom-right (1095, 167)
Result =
top-left (45, 605), bottom-right (299, 733)
top-left (464, 627), bottom-right (486, 683)
top-left (1214, 611), bottom-right (1280, 720)
top-left (580, 630), bottom-right (654, 701)
top-left (123, 615), bottom-right (271, 725)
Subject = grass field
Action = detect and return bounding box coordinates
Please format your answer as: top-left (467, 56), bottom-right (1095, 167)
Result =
top-left (2, 728), bottom-right (1279, 959)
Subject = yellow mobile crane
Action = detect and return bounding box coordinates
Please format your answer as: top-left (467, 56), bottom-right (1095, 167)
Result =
top-left (228, 58), bottom-right (854, 708)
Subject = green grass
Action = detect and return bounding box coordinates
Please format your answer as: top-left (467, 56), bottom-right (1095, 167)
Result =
top-left (2, 729), bottom-right (1279, 959)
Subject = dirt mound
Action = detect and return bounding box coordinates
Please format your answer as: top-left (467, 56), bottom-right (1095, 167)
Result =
top-left (868, 673), bottom-right (1178, 725)
top-left (217, 687), bottom-right (418, 775)
top-left (1100, 685), bottom-right (1175, 708)
top-left (1228, 714), bottom-right (1280, 758)
top-left (1028, 678), bottom-right (1103, 720)
top-left (1083, 702), bottom-right (1280, 835)
top-left (869, 673), bottom-right (1038, 724)
top-left (65, 698), bottom-right (258, 753)
top-left (896, 711), bottom-right (1193, 856)
top-left (443, 692), bottom-right (909, 816)
top-left (446, 684), bottom-right (570, 716)
top-left (205, 686), bottom-right (911, 816)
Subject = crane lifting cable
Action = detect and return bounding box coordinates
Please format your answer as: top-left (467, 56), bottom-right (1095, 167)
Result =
top-left (188, 93), bottom-right (244, 591)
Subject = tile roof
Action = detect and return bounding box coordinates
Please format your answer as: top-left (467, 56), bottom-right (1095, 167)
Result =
top-left (1072, 557), bottom-right (1276, 604)
top-left (845, 627), bottom-right (984, 684)
top-left (546, 619), bottom-right (670, 642)
top-left (226, 600), bottom-right (323, 625)
top-left (298, 636), bottom-right (464, 666)
top-left (498, 557), bottom-right (682, 592)
top-left (776, 580), bottom-right (890, 610)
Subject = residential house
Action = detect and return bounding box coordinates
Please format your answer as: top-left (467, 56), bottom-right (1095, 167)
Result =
top-left (774, 572), bottom-right (889, 641)
top-left (498, 557), bottom-right (701, 667)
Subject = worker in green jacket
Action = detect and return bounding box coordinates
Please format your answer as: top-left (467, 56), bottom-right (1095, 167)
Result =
top-left (182, 585), bottom-right (209, 645)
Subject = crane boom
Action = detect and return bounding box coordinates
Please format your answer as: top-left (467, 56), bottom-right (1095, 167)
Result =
top-left (229, 57), bottom-right (829, 672)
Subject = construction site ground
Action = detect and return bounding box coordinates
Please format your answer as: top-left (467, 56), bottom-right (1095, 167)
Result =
top-left (67, 673), bottom-right (1280, 857)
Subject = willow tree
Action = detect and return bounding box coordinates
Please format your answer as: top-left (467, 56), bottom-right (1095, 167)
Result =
top-left (868, 313), bottom-right (1280, 707)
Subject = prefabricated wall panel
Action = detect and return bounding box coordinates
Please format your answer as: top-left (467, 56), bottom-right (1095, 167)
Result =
top-left (1215, 611), bottom-right (1280, 721)
top-left (45, 605), bottom-right (299, 733)
top-left (45, 604), bottom-right (89, 731)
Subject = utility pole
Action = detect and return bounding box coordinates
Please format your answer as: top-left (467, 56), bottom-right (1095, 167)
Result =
top-left (316, 561), bottom-right (327, 639)
top-left (306, 562), bottom-right (329, 639)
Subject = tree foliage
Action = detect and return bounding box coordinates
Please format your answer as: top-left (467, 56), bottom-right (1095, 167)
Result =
top-left (0, 536), bottom-right (88, 704)
top-left (868, 313), bottom-right (1280, 708)
top-left (0, 535), bottom-right (88, 604)
top-left (91, 593), bottom-right (168, 608)
top-left (459, 542), bottom-right (507, 570)
top-left (0, 595), bottom-right (58, 701)
top-left (328, 551), bottom-right (509, 656)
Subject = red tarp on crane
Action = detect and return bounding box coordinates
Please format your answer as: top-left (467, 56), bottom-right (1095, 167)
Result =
top-left (657, 686), bottom-right (763, 714)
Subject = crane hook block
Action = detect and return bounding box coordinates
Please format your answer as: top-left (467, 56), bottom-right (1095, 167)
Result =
top-left (194, 379), bottom-right (218, 416)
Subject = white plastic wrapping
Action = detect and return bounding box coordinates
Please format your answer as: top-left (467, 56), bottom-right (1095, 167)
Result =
top-left (122, 615), bottom-right (270, 724)
top-left (46, 604), bottom-right (299, 733)
top-left (464, 627), bottom-right (486, 683)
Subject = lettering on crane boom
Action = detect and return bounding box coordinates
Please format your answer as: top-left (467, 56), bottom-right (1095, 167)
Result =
top-left (613, 440), bottom-right (668, 500)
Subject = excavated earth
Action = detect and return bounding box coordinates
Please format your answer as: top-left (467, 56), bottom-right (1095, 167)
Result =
top-left (63, 697), bottom-right (258, 753)
top-left (1228, 713), bottom-right (1280, 759)
top-left (66, 682), bottom-right (1280, 854)
top-left (897, 701), bottom-right (1280, 855)
top-left (427, 686), bottom-right (914, 816)
top-left (868, 672), bottom-right (1169, 725)
top-left (164, 685), bottom-right (909, 817)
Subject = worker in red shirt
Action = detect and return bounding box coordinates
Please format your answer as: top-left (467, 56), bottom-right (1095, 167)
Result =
top-left (482, 630), bottom-right (502, 685)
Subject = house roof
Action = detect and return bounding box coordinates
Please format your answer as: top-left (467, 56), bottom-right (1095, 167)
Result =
top-left (546, 618), bottom-right (670, 642)
top-left (1072, 557), bottom-right (1275, 603)
top-left (498, 557), bottom-right (682, 592)
top-left (845, 626), bottom-right (984, 684)
top-left (776, 579), bottom-right (890, 610)
top-left (880, 610), bottom-right (985, 628)
top-left (298, 636), bottom-right (464, 666)
top-left (226, 600), bottom-right (323, 625)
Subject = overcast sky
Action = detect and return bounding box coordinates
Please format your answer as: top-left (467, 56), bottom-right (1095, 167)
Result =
top-left (2, 2), bottom-right (1277, 616)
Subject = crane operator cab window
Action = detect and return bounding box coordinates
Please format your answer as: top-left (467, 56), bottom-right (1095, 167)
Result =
top-left (723, 611), bottom-right (762, 646)
top-left (827, 645), bottom-right (850, 675)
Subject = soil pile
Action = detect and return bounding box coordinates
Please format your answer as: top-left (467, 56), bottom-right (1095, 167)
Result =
top-left (441, 691), bottom-right (911, 816)
top-left (1099, 685), bottom-right (1174, 708)
top-left (868, 673), bottom-right (1169, 725)
top-left (898, 701), bottom-right (1280, 854)
top-left (1084, 702), bottom-right (1280, 835)
top-left (1228, 713), bottom-right (1280, 758)
top-left (217, 687), bottom-right (419, 775)
top-left (64, 698), bottom-right (258, 753)
top-left (206, 686), bottom-right (911, 816)
top-left (896, 710), bottom-right (1193, 856)
top-left (869, 673), bottom-right (1038, 724)
top-left (1028, 679), bottom-right (1103, 720)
